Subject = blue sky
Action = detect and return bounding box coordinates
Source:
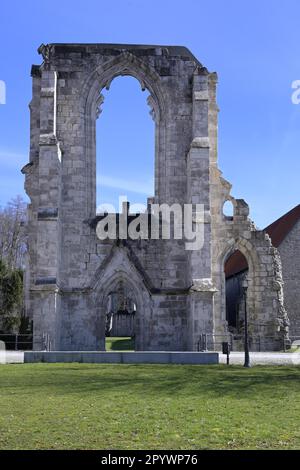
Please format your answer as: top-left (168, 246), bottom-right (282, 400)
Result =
top-left (0, 0), bottom-right (299, 227)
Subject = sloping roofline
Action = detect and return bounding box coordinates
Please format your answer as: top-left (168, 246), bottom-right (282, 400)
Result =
top-left (225, 204), bottom-right (300, 278)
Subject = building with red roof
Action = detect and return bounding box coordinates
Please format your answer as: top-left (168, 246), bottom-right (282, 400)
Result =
top-left (225, 205), bottom-right (300, 337)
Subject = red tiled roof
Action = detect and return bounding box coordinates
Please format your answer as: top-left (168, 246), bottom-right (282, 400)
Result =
top-left (224, 250), bottom-right (248, 278)
top-left (264, 204), bottom-right (300, 248)
top-left (225, 204), bottom-right (300, 278)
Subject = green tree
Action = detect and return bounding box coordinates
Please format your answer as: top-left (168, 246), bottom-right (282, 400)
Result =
top-left (0, 260), bottom-right (23, 332)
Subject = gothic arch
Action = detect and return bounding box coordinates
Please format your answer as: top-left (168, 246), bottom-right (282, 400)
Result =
top-left (215, 238), bottom-right (260, 328)
top-left (95, 271), bottom-right (151, 351)
top-left (81, 52), bottom-right (167, 215)
top-left (93, 247), bottom-right (153, 350)
top-left (82, 52), bottom-right (166, 120)
top-left (219, 238), bottom-right (259, 275)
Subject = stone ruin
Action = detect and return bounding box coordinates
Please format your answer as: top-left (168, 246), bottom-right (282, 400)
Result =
top-left (22, 43), bottom-right (289, 351)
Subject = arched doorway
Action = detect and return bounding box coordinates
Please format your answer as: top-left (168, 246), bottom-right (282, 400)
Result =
top-left (224, 250), bottom-right (249, 333)
top-left (94, 252), bottom-right (151, 352)
top-left (105, 280), bottom-right (137, 351)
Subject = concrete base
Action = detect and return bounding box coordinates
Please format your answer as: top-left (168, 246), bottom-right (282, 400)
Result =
top-left (24, 351), bottom-right (219, 365)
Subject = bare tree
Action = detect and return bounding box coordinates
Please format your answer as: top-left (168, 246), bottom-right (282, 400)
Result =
top-left (0, 196), bottom-right (27, 271)
top-left (0, 196), bottom-right (27, 333)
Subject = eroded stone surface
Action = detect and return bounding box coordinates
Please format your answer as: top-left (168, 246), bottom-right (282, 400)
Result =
top-left (23, 43), bottom-right (289, 351)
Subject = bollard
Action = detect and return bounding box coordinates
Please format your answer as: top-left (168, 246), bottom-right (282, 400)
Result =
top-left (222, 341), bottom-right (230, 365)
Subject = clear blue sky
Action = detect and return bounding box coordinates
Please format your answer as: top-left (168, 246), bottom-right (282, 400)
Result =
top-left (0, 0), bottom-right (299, 227)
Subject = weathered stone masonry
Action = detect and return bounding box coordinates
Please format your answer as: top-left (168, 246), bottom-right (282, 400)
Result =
top-left (278, 218), bottom-right (300, 336)
top-left (22, 43), bottom-right (289, 351)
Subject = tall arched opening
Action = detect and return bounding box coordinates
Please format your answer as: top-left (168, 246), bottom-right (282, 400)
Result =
top-left (82, 53), bottom-right (166, 218)
top-left (96, 76), bottom-right (155, 213)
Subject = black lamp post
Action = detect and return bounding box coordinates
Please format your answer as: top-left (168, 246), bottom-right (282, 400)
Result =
top-left (242, 276), bottom-right (251, 368)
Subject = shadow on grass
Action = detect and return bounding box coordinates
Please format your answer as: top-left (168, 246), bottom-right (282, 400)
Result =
top-left (1, 364), bottom-right (300, 401)
top-left (105, 337), bottom-right (135, 351)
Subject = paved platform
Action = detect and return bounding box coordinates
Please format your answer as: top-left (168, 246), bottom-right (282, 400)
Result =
top-left (0, 351), bottom-right (24, 364)
top-left (5, 351), bottom-right (300, 366)
top-left (24, 351), bottom-right (219, 365)
top-left (219, 351), bottom-right (300, 366)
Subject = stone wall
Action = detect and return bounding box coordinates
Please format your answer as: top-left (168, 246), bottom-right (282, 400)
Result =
top-left (110, 313), bottom-right (135, 337)
top-left (210, 187), bottom-right (289, 349)
top-left (23, 43), bottom-right (289, 351)
top-left (278, 219), bottom-right (300, 336)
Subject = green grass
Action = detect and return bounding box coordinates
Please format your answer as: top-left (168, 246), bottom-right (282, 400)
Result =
top-left (287, 346), bottom-right (300, 353)
top-left (0, 364), bottom-right (300, 450)
top-left (105, 336), bottom-right (135, 351)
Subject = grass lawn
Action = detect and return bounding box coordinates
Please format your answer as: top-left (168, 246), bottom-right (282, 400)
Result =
top-left (105, 336), bottom-right (135, 351)
top-left (0, 364), bottom-right (300, 450)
